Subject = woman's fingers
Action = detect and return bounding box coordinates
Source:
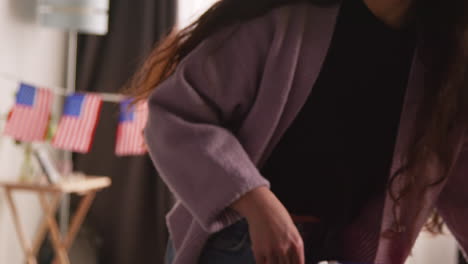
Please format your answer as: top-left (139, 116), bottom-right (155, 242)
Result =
top-left (291, 245), bottom-right (306, 264)
top-left (267, 255), bottom-right (281, 264)
top-left (279, 251), bottom-right (292, 264)
top-left (273, 244), bottom-right (297, 264)
top-left (296, 238), bottom-right (306, 264)
top-left (288, 237), bottom-right (305, 264)
top-left (253, 242), bottom-right (304, 264)
top-left (254, 251), bottom-right (266, 264)
top-left (288, 246), bottom-right (299, 264)
top-left (255, 251), bottom-right (286, 264)
top-left (252, 234), bottom-right (305, 264)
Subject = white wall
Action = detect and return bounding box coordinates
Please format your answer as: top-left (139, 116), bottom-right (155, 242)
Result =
top-left (177, 0), bottom-right (218, 28)
top-left (0, 0), bottom-right (67, 263)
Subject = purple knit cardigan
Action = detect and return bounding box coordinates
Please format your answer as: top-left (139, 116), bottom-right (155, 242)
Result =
top-left (144, 3), bottom-right (468, 264)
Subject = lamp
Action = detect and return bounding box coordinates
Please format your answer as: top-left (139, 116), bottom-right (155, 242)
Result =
top-left (37, 0), bottom-right (109, 35)
top-left (36, 0), bottom-right (110, 233)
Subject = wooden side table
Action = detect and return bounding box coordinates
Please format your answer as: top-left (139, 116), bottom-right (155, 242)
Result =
top-left (0, 175), bottom-right (111, 264)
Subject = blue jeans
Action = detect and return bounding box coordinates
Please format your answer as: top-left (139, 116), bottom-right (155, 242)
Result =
top-left (165, 219), bottom-right (362, 264)
top-left (165, 219), bottom-right (253, 264)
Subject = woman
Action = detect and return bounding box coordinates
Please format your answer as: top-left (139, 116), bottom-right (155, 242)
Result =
top-left (129, 0), bottom-right (468, 263)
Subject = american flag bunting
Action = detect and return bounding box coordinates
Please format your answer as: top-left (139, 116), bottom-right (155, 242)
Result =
top-left (3, 83), bottom-right (53, 142)
top-left (115, 100), bottom-right (148, 156)
top-left (52, 93), bottom-right (102, 153)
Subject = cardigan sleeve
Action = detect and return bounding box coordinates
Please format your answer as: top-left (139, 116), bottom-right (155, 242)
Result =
top-left (436, 134), bottom-right (468, 260)
top-left (144, 17), bottom-right (274, 233)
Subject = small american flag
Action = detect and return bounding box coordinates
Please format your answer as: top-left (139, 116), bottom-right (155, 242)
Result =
top-left (3, 83), bottom-right (53, 142)
top-left (52, 93), bottom-right (102, 153)
top-left (115, 100), bottom-right (148, 156)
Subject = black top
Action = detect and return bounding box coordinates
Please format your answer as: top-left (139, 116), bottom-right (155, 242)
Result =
top-left (261, 0), bottom-right (416, 225)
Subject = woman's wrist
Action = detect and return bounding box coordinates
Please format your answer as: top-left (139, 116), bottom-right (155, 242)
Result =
top-left (230, 186), bottom-right (283, 221)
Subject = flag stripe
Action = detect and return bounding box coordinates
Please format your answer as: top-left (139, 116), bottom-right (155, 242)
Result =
top-left (52, 94), bottom-right (102, 153)
top-left (115, 102), bottom-right (148, 156)
top-left (4, 86), bottom-right (52, 142)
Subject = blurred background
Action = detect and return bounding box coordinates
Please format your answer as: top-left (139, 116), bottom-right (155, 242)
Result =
top-left (0, 0), bottom-right (464, 264)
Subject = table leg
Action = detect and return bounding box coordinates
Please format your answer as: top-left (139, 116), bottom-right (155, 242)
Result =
top-left (4, 187), bottom-right (37, 264)
top-left (64, 191), bottom-right (95, 249)
top-left (32, 193), bottom-right (61, 257)
top-left (52, 191), bottom-right (96, 264)
top-left (38, 192), bottom-right (70, 264)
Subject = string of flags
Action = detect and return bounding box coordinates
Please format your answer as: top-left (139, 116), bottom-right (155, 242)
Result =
top-left (0, 71), bottom-right (124, 102)
top-left (2, 82), bottom-right (148, 156)
top-left (52, 92), bottom-right (103, 153)
top-left (4, 84), bottom-right (53, 142)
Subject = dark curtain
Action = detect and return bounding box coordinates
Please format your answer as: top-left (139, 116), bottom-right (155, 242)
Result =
top-left (73, 0), bottom-right (176, 263)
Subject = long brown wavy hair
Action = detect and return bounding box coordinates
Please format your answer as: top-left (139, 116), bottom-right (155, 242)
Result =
top-left (127, 0), bottom-right (468, 234)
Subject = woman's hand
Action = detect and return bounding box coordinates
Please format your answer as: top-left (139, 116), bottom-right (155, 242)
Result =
top-left (231, 187), bottom-right (305, 264)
